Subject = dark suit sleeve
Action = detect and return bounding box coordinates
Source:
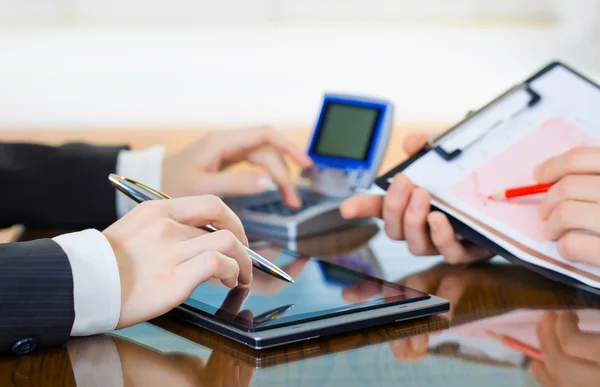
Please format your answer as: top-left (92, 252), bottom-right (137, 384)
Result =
top-left (0, 142), bottom-right (128, 229)
top-left (0, 239), bottom-right (74, 355)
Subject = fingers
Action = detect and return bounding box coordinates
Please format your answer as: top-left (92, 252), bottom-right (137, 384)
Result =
top-left (557, 232), bottom-right (600, 264)
top-left (166, 195), bottom-right (247, 246)
top-left (248, 147), bottom-right (301, 208)
top-left (177, 230), bottom-right (252, 286)
top-left (545, 201), bottom-right (600, 240)
top-left (403, 188), bottom-right (437, 255)
top-left (537, 312), bottom-right (600, 386)
top-left (534, 146), bottom-right (600, 183)
top-left (538, 175), bottom-right (600, 219)
top-left (403, 133), bottom-right (431, 156)
top-left (382, 174), bottom-right (413, 240)
top-left (238, 360), bottom-right (255, 387)
top-left (435, 273), bottom-right (465, 321)
top-left (340, 195), bottom-right (383, 219)
top-left (427, 212), bottom-right (492, 264)
top-left (216, 287), bottom-right (250, 319)
top-left (198, 170), bottom-right (274, 197)
top-left (176, 251), bottom-right (239, 291)
top-left (235, 310), bottom-right (254, 326)
top-left (232, 126), bottom-right (313, 169)
top-left (537, 312), bottom-right (564, 374)
top-left (555, 311), bottom-right (600, 363)
top-left (389, 335), bottom-right (429, 362)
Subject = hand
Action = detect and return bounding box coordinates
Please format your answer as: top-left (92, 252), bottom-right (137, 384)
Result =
top-left (534, 147), bottom-right (600, 264)
top-left (102, 195), bottom-right (252, 329)
top-left (340, 133), bottom-right (492, 264)
top-left (86, 335), bottom-right (254, 387)
top-left (162, 126), bottom-right (313, 209)
top-left (530, 311), bottom-right (600, 387)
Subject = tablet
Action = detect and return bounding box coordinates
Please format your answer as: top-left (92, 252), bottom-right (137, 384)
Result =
top-left (170, 245), bottom-right (449, 349)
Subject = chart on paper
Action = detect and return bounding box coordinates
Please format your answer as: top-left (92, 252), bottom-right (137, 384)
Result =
top-left (452, 116), bottom-right (600, 242)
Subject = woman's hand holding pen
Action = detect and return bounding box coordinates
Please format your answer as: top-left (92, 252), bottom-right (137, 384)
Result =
top-left (161, 126), bottom-right (313, 209)
top-left (533, 146), bottom-right (600, 264)
top-left (102, 195), bottom-right (253, 329)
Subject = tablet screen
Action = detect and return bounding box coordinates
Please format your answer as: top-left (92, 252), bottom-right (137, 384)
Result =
top-left (182, 245), bottom-right (429, 332)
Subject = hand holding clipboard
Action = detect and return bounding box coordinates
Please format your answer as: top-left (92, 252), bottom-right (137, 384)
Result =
top-left (341, 133), bottom-right (494, 264)
top-left (345, 61), bottom-right (600, 291)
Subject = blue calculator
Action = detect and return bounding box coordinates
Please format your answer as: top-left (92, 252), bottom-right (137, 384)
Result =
top-left (224, 93), bottom-right (394, 239)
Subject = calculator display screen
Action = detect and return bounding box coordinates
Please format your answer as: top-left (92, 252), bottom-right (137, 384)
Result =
top-left (312, 103), bottom-right (381, 161)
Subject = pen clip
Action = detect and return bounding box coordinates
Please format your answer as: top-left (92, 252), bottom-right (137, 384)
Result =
top-left (109, 174), bottom-right (172, 202)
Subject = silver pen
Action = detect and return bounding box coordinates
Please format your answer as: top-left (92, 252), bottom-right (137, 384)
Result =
top-left (108, 174), bottom-right (294, 284)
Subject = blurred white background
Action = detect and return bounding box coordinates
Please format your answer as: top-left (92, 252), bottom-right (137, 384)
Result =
top-left (0, 0), bottom-right (599, 130)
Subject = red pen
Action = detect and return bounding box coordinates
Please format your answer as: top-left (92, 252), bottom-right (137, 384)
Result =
top-left (488, 183), bottom-right (553, 201)
top-left (486, 331), bottom-right (543, 361)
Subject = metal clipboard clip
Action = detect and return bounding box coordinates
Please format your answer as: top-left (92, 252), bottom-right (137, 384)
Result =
top-left (428, 83), bottom-right (542, 161)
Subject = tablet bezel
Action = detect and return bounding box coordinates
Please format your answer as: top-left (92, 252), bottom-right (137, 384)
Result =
top-left (171, 294), bottom-right (449, 349)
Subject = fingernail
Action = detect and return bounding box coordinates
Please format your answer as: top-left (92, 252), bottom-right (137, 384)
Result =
top-left (430, 220), bottom-right (440, 232)
top-left (256, 176), bottom-right (273, 189)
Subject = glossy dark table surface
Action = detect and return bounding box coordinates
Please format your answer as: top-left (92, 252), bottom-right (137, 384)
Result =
top-left (2, 222), bottom-right (600, 387)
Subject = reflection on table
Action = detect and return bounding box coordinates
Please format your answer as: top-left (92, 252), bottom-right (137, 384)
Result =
top-left (3, 222), bottom-right (600, 386)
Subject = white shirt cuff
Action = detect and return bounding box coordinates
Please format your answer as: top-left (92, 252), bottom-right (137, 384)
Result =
top-left (67, 336), bottom-right (123, 387)
top-left (53, 229), bottom-right (121, 336)
top-left (115, 145), bottom-right (166, 218)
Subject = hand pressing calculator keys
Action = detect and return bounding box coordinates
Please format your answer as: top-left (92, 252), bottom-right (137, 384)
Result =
top-left (224, 93), bottom-right (394, 239)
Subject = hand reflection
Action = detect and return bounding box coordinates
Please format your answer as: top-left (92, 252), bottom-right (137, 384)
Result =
top-left (341, 264), bottom-right (470, 362)
top-left (215, 287), bottom-right (254, 326)
top-left (530, 311), bottom-right (600, 387)
top-left (68, 334), bottom-right (254, 387)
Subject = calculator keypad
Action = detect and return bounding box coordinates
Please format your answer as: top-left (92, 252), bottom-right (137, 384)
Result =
top-left (245, 191), bottom-right (325, 216)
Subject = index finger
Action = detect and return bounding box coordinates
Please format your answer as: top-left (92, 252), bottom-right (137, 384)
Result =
top-left (238, 126), bottom-right (313, 169)
top-left (534, 147), bottom-right (600, 183)
top-left (556, 311), bottom-right (600, 363)
top-left (166, 195), bottom-right (247, 245)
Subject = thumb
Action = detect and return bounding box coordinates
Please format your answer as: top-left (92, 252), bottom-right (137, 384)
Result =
top-left (199, 170), bottom-right (274, 196)
top-left (403, 133), bottom-right (431, 156)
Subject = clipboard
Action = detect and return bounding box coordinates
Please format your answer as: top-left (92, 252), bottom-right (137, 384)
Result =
top-left (375, 61), bottom-right (600, 295)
